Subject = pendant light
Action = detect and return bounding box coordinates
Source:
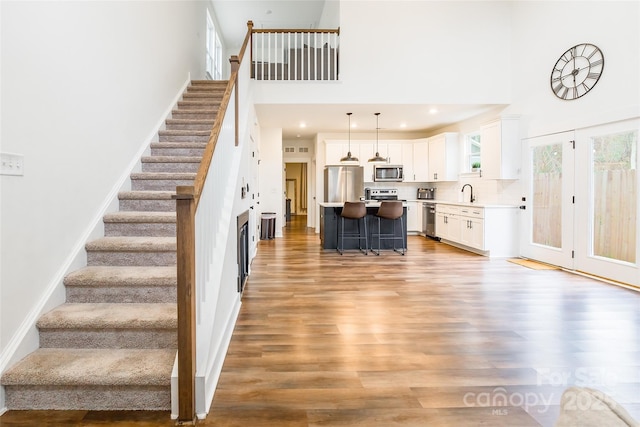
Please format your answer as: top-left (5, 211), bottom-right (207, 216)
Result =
top-left (340, 112), bottom-right (359, 164)
top-left (368, 112), bottom-right (387, 163)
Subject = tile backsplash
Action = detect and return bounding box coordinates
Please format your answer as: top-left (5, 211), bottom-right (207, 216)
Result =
top-left (366, 178), bottom-right (522, 206)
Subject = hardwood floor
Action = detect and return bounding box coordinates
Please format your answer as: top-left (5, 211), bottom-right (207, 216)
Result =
top-left (2, 214), bottom-right (638, 426)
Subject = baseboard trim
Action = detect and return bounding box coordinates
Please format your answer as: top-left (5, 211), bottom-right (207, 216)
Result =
top-left (197, 296), bottom-right (242, 419)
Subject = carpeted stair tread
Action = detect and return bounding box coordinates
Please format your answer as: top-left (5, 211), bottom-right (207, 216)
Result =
top-left (150, 142), bottom-right (207, 149)
top-left (64, 266), bottom-right (176, 288)
top-left (86, 236), bottom-right (176, 252)
top-left (37, 303), bottom-right (176, 329)
top-left (1, 348), bottom-right (175, 386)
top-left (130, 172), bottom-right (196, 180)
top-left (141, 156), bottom-right (202, 163)
top-left (165, 119), bottom-right (215, 125)
top-left (158, 130), bottom-right (211, 137)
top-left (118, 190), bottom-right (175, 200)
top-left (103, 211), bottom-right (176, 223)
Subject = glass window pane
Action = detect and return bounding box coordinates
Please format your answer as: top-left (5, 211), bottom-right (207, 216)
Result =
top-left (592, 130), bottom-right (637, 263)
top-left (532, 144), bottom-right (563, 248)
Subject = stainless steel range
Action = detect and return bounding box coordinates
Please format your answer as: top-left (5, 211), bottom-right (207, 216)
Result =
top-left (366, 188), bottom-right (398, 201)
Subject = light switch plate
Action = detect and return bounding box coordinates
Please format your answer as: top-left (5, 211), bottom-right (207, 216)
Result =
top-left (1, 153), bottom-right (25, 176)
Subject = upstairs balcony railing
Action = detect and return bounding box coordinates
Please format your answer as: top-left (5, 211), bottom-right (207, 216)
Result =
top-left (251, 22), bottom-right (340, 81)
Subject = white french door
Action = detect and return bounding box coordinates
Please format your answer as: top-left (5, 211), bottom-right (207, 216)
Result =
top-left (574, 119), bottom-right (639, 286)
top-left (521, 120), bottom-right (640, 287)
top-left (521, 132), bottom-right (576, 269)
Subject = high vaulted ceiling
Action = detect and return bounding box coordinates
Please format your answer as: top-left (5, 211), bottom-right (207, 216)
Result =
top-left (211, 1), bottom-right (500, 140)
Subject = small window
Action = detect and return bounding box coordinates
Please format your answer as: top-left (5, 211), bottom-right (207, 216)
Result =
top-left (206, 10), bottom-right (222, 80)
top-left (465, 132), bottom-right (481, 172)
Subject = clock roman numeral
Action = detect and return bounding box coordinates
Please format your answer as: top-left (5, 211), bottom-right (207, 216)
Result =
top-left (586, 72), bottom-right (600, 80)
top-left (590, 59), bottom-right (603, 67)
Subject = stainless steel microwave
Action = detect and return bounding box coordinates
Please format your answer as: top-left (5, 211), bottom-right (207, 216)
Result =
top-left (373, 165), bottom-right (404, 182)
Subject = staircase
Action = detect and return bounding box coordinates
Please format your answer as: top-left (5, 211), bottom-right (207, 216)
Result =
top-left (1, 80), bottom-right (227, 411)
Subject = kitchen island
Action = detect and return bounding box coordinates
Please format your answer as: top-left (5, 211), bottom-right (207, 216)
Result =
top-left (319, 202), bottom-right (408, 250)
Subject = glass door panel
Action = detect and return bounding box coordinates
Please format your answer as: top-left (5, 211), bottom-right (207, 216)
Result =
top-left (575, 119), bottom-right (639, 286)
top-left (532, 143), bottom-right (563, 248)
top-left (521, 132), bottom-right (575, 268)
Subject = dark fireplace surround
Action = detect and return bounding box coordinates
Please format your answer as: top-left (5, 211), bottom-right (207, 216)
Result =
top-left (237, 210), bottom-right (250, 293)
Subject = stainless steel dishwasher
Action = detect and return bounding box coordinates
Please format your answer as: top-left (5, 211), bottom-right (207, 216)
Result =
top-left (423, 202), bottom-right (437, 239)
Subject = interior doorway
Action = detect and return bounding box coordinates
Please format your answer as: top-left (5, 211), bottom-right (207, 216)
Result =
top-left (285, 162), bottom-right (308, 217)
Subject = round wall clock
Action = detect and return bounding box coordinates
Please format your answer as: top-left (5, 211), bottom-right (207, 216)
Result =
top-left (550, 43), bottom-right (604, 100)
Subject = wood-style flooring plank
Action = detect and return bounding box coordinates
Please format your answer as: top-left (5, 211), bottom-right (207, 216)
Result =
top-left (1, 215), bottom-right (638, 426)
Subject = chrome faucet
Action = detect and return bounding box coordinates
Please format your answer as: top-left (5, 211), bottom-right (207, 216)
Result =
top-left (461, 184), bottom-right (475, 203)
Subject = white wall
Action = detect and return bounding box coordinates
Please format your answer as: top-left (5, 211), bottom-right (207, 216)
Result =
top-left (258, 128), bottom-right (284, 237)
top-left (253, 1), bottom-right (512, 105)
top-left (0, 0), bottom-right (208, 385)
top-left (507, 1), bottom-right (639, 138)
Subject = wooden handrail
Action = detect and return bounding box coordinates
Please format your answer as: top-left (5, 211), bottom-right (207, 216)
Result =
top-left (185, 20), bottom-right (254, 208)
top-left (174, 20), bottom-right (254, 425)
top-left (253, 27), bottom-right (339, 35)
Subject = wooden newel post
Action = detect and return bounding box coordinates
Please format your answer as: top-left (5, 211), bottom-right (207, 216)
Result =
top-left (174, 186), bottom-right (197, 425)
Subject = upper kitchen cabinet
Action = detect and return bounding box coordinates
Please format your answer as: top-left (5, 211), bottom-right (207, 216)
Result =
top-left (427, 133), bottom-right (459, 182)
top-left (325, 140), bottom-right (359, 165)
top-left (480, 117), bottom-right (520, 180)
top-left (384, 142), bottom-right (403, 165)
top-left (359, 142), bottom-right (375, 182)
top-left (402, 143), bottom-right (415, 182)
top-left (412, 139), bottom-right (430, 182)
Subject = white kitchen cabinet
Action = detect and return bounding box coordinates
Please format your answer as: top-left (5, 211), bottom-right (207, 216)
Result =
top-left (385, 142), bottom-right (403, 165)
top-left (402, 143), bottom-right (415, 182)
top-left (427, 132), bottom-right (459, 181)
top-left (359, 142), bottom-right (375, 181)
top-left (436, 203), bottom-right (518, 257)
top-left (480, 117), bottom-right (520, 180)
top-left (325, 141), bottom-right (359, 165)
top-left (435, 204), bottom-right (461, 241)
top-left (458, 206), bottom-right (485, 250)
top-left (412, 139), bottom-right (430, 182)
top-left (406, 201), bottom-right (420, 233)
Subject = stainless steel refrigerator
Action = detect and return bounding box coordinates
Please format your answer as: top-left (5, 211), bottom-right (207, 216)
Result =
top-left (324, 165), bottom-right (364, 202)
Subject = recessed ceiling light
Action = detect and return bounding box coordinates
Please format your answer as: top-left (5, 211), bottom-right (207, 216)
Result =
top-left (299, 122), bottom-right (306, 128)
top-left (429, 108), bottom-right (438, 114)
top-left (400, 123), bottom-right (407, 128)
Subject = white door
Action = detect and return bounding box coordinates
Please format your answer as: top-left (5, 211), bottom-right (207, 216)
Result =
top-left (574, 119), bottom-right (639, 286)
top-left (520, 132), bottom-right (575, 269)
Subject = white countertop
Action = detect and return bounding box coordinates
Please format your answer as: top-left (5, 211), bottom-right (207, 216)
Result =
top-left (410, 199), bottom-right (519, 209)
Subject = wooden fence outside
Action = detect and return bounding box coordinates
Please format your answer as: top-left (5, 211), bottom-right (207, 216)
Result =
top-left (533, 170), bottom-right (636, 263)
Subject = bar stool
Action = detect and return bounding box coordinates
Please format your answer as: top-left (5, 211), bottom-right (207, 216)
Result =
top-left (370, 201), bottom-right (405, 255)
top-left (338, 201), bottom-right (368, 255)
